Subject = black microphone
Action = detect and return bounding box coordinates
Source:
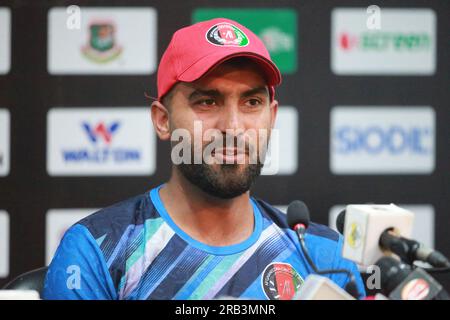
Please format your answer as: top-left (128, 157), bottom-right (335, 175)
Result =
top-left (376, 256), bottom-right (449, 300)
top-left (287, 200), bottom-right (310, 241)
top-left (336, 209), bottom-right (450, 268)
top-left (287, 201), bottom-right (361, 299)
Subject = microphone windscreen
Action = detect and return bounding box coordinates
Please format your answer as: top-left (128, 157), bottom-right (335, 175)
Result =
top-left (336, 209), bottom-right (346, 234)
top-left (376, 256), bottom-right (410, 295)
top-left (287, 200), bottom-right (310, 230)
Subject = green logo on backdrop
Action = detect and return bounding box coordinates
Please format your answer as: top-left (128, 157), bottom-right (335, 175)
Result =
top-left (192, 8), bottom-right (298, 74)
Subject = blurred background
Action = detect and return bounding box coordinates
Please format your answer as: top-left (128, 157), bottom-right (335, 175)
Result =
top-left (0, 0), bottom-right (449, 291)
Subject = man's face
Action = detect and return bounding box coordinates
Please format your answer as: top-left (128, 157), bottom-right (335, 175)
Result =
top-left (157, 60), bottom-right (278, 199)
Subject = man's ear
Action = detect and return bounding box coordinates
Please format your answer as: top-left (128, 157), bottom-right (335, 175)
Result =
top-left (269, 99), bottom-right (278, 129)
top-left (151, 100), bottom-right (171, 140)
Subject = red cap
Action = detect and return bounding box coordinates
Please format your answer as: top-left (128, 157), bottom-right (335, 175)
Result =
top-left (157, 18), bottom-right (282, 101)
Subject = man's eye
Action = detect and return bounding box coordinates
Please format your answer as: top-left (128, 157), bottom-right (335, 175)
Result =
top-left (198, 99), bottom-right (216, 106)
top-left (246, 99), bottom-right (262, 107)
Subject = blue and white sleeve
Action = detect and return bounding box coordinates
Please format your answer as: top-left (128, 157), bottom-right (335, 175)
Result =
top-left (43, 224), bottom-right (118, 300)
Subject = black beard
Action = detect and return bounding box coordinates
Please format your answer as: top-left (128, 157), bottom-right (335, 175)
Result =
top-left (177, 162), bottom-right (263, 199)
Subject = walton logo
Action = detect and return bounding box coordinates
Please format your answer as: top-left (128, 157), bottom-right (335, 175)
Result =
top-left (61, 121), bottom-right (140, 163)
top-left (338, 32), bottom-right (431, 52)
top-left (82, 121), bottom-right (120, 145)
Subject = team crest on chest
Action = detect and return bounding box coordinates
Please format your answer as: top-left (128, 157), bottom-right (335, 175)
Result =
top-left (261, 262), bottom-right (304, 300)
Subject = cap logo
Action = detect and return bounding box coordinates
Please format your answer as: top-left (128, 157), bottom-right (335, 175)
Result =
top-left (206, 22), bottom-right (249, 47)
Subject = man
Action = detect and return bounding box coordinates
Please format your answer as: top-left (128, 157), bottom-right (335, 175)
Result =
top-left (43, 18), bottom-right (365, 300)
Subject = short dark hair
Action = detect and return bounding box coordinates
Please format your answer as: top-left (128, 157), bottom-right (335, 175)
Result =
top-left (160, 83), bottom-right (177, 111)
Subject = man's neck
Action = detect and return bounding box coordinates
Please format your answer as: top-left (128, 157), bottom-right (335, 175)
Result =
top-left (158, 168), bottom-right (255, 247)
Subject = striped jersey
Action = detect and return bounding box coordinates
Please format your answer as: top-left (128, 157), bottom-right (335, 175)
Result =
top-left (43, 184), bottom-right (365, 300)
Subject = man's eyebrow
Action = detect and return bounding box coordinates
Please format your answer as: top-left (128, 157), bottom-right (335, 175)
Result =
top-left (188, 88), bottom-right (222, 100)
top-left (187, 86), bottom-right (269, 100)
top-left (241, 86), bottom-right (269, 98)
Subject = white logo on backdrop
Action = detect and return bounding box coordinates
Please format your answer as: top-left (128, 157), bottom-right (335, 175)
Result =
top-left (0, 109), bottom-right (10, 176)
top-left (47, 108), bottom-right (156, 176)
top-left (48, 7), bottom-right (157, 74)
top-left (0, 8), bottom-right (11, 74)
top-left (262, 106), bottom-right (298, 175)
top-left (330, 106), bottom-right (435, 174)
top-left (0, 211), bottom-right (9, 278)
top-left (331, 8), bottom-right (436, 75)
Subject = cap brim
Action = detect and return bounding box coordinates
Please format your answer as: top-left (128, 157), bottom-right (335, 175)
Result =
top-left (178, 50), bottom-right (282, 87)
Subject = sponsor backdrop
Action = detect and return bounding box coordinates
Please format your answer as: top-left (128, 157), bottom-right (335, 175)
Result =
top-left (0, 0), bottom-right (449, 292)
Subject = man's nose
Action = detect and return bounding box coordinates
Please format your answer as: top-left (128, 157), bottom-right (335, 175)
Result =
top-left (217, 104), bottom-right (245, 133)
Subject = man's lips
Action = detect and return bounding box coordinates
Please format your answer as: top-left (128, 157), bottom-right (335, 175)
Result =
top-left (210, 148), bottom-right (248, 163)
top-left (212, 148), bottom-right (247, 156)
